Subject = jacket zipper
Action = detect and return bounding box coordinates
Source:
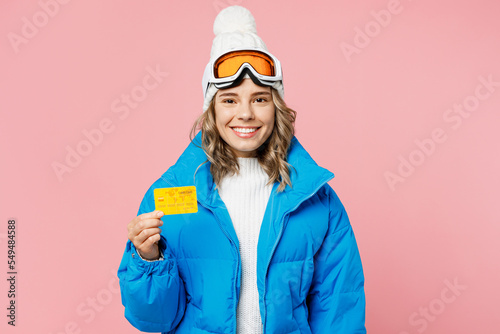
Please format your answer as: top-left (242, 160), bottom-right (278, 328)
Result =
top-left (262, 177), bottom-right (334, 333)
top-left (198, 201), bottom-right (240, 334)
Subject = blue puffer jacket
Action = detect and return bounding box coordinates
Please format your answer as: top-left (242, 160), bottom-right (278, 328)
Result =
top-left (117, 132), bottom-right (366, 333)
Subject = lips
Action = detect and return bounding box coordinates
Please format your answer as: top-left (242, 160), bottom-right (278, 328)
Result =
top-left (230, 126), bottom-right (261, 138)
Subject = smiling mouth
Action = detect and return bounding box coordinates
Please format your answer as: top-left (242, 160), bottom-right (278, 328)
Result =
top-left (230, 127), bottom-right (261, 134)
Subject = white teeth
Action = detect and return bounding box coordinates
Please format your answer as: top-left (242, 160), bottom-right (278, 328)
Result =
top-left (232, 127), bottom-right (258, 133)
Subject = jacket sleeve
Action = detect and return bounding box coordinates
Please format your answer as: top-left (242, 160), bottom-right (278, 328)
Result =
top-left (117, 183), bottom-right (187, 333)
top-left (306, 186), bottom-right (366, 333)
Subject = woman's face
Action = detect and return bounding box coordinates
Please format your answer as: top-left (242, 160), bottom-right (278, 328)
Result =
top-left (214, 78), bottom-right (275, 157)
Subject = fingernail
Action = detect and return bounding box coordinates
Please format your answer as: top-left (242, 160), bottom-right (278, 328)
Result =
top-left (157, 211), bottom-right (164, 217)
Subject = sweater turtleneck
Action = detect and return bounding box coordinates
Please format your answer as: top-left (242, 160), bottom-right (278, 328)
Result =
top-left (218, 157), bottom-right (273, 334)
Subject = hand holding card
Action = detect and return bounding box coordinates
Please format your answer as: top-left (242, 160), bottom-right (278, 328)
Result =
top-left (127, 210), bottom-right (164, 261)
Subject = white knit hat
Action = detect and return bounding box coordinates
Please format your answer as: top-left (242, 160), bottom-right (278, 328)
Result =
top-left (202, 6), bottom-right (284, 111)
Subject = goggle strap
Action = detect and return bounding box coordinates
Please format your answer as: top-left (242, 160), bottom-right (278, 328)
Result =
top-left (214, 68), bottom-right (274, 90)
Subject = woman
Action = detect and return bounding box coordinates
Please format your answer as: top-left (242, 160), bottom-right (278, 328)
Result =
top-left (118, 6), bottom-right (366, 334)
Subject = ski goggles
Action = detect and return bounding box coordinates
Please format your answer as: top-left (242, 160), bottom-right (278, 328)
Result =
top-left (208, 48), bottom-right (283, 89)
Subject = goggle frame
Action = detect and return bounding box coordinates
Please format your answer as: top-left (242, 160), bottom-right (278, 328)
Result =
top-left (209, 48), bottom-right (283, 89)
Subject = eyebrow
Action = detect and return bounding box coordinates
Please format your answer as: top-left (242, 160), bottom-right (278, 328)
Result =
top-left (217, 91), bottom-right (272, 98)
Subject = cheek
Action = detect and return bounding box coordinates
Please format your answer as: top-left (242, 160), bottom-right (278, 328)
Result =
top-left (215, 108), bottom-right (232, 127)
top-left (213, 110), bottom-right (225, 133)
top-left (263, 108), bottom-right (275, 128)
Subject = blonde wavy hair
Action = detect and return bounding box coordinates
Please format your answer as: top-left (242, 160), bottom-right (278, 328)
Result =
top-left (189, 87), bottom-right (297, 193)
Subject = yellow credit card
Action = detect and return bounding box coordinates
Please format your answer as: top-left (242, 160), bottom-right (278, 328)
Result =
top-left (154, 186), bottom-right (198, 215)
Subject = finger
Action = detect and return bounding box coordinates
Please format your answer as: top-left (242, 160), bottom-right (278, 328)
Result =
top-left (133, 227), bottom-right (162, 246)
top-left (127, 210), bottom-right (163, 231)
top-left (128, 217), bottom-right (164, 237)
top-left (130, 210), bottom-right (164, 226)
top-left (129, 219), bottom-right (162, 242)
top-left (141, 233), bottom-right (161, 250)
top-left (137, 234), bottom-right (161, 258)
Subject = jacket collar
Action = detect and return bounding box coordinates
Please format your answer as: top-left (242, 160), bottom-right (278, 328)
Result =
top-left (160, 131), bottom-right (335, 210)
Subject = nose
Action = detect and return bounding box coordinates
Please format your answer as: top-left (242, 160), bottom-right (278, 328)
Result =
top-left (235, 102), bottom-right (255, 121)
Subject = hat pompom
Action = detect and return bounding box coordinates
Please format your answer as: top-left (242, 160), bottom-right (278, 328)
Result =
top-left (213, 6), bottom-right (257, 35)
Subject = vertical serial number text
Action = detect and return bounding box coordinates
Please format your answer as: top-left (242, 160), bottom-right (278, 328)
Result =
top-left (7, 219), bottom-right (17, 326)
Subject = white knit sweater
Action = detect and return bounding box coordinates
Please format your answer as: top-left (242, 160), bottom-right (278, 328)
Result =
top-left (218, 157), bottom-right (273, 334)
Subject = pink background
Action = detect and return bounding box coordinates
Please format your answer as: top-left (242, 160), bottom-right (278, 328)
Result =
top-left (1, 0), bottom-right (499, 333)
